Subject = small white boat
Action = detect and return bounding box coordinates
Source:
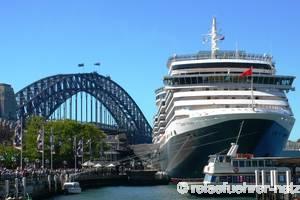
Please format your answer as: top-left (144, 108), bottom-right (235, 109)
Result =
top-left (63, 182), bottom-right (82, 194)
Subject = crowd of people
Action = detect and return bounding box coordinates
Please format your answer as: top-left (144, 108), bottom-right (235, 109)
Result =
top-left (0, 166), bottom-right (80, 182)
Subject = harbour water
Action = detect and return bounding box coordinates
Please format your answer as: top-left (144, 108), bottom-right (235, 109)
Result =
top-left (48, 185), bottom-right (255, 200)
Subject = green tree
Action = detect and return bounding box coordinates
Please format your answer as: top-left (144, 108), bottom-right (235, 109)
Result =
top-left (23, 116), bottom-right (45, 161)
top-left (0, 144), bottom-right (19, 168)
top-left (23, 116), bottom-right (106, 168)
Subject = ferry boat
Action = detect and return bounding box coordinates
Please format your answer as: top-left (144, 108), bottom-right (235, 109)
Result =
top-left (153, 17), bottom-right (295, 178)
top-left (203, 142), bottom-right (298, 185)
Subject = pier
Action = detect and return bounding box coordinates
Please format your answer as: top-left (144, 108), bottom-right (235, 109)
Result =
top-left (0, 167), bottom-right (169, 200)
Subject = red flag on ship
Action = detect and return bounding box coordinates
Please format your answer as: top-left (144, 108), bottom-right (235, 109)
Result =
top-left (240, 67), bottom-right (253, 77)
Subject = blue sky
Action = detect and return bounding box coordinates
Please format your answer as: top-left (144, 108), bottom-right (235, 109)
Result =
top-left (0, 0), bottom-right (299, 140)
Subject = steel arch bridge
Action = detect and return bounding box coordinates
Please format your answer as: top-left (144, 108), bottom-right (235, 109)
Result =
top-left (15, 72), bottom-right (152, 144)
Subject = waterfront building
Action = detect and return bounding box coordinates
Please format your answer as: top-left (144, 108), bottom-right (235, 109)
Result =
top-left (0, 83), bottom-right (17, 120)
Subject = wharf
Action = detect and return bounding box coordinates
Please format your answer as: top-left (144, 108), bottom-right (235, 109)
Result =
top-left (0, 169), bottom-right (169, 200)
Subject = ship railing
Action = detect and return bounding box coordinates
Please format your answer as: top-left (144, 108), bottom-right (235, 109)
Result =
top-left (163, 74), bottom-right (295, 91)
top-left (184, 104), bottom-right (291, 114)
top-left (284, 141), bottom-right (300, 150)
top-left (167, 51), bottom-right (273, 66)
top-left (254, 105), bottom-right (293, 115)
top-left (155, 87), bottom-right (165, 94)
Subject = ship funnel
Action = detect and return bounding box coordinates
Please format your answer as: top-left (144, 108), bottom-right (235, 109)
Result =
top-left (226, 143), bottom-right (239, 157)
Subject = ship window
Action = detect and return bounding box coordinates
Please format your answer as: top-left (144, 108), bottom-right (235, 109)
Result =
top-left (278, 78), bottom-right (283, 85)
top-left (258, 160), bottom-right (264, 167)
top-left (208, 156), bottom-right (216, 163)
top-left (173, 78), bottom-right (180, 86)
top-left (279, 175), bottom-right (286, 183)
top-left (218, 156), bottom-right (224, 162)
top-left (245, 176), bottom-right (255, 183)
top-left (246, 160), bottom-right (251, 167)
top-left (265, 160), bottom-right (272, 167)
top-left (211, 176), bottom-right (216, 183)
top-left (220, 176), bottom-right (227, 182)
top-left (233, 161), bottom-right (238, 167)
top-left (267, 77), bottom-right (272, 84)
top-left (191, 77), bottom-right (197, 84)
top-left (225, 156), bottom-right (231, 163)
top-left (232, 176), bottom-right (238, 183)
top-left (252, 160), bottom-right (258, 167)
top-left (198, 77), bottom-right (203, 84)
top-left (179, 78), bottom-right (185, 85)
top-left (204, 175), bottom-right (216, 183)
top-left (239, 160), bottom-right (245, 167)
top-left (263, 77), bottom-right (269, 85)
top-left (185, 77), bottom-right (191, 85)
top-left (256, 76), bottom-right (262, 84)
top-left (253, 77), bottom-right (259, 84)
top-left (266, 175), bottom-right (271, 183)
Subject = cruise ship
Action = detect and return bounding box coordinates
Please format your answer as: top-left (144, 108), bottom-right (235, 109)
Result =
top-left (152, 18), bottom-right (295, 178)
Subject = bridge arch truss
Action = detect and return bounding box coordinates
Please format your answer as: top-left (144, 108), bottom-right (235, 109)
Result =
top-left (15, 72), bottom-right (152, 144)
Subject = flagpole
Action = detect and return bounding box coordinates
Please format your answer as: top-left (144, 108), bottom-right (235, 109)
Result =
top-left (74, 136), bottom-right (77, 174)
top-left (20, 117), bottom-right (23, 169)
top-left (251, 68), bottom-right (254, 110)
top-left (89, 139), bottom-right (92, 161)
top-left (42, 125), bottom-right (45, 169)
top-left (50, 127), bottom-right (53, 171)
top-left (82, 138), bottom-right (84, 166)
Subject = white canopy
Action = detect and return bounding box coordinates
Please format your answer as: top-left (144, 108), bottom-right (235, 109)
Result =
top-left (106, 163), bottom-right (115, 168)
top-left (82, 161), bottom-right (95, 167)
top-left (93, 163), bottom-right (102, 168)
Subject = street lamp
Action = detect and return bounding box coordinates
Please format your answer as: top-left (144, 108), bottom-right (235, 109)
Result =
top-left (0, 155), bottom-right (4, 167)
top-left (63, 160), bottom-right (67, 169)
top-left (35, 159), bottom-right (40, 169)
top-left (24, 157), bottom-right (29, 168)
top-left (45, 159), bottom-right (49, 168)
top-left (11, 156), bottom-right (16, 163)
top-left (11, 156), bottom-right (16, 168)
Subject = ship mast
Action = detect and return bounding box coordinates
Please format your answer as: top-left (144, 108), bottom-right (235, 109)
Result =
top-left (211, 17), bottom-right (218, 59)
